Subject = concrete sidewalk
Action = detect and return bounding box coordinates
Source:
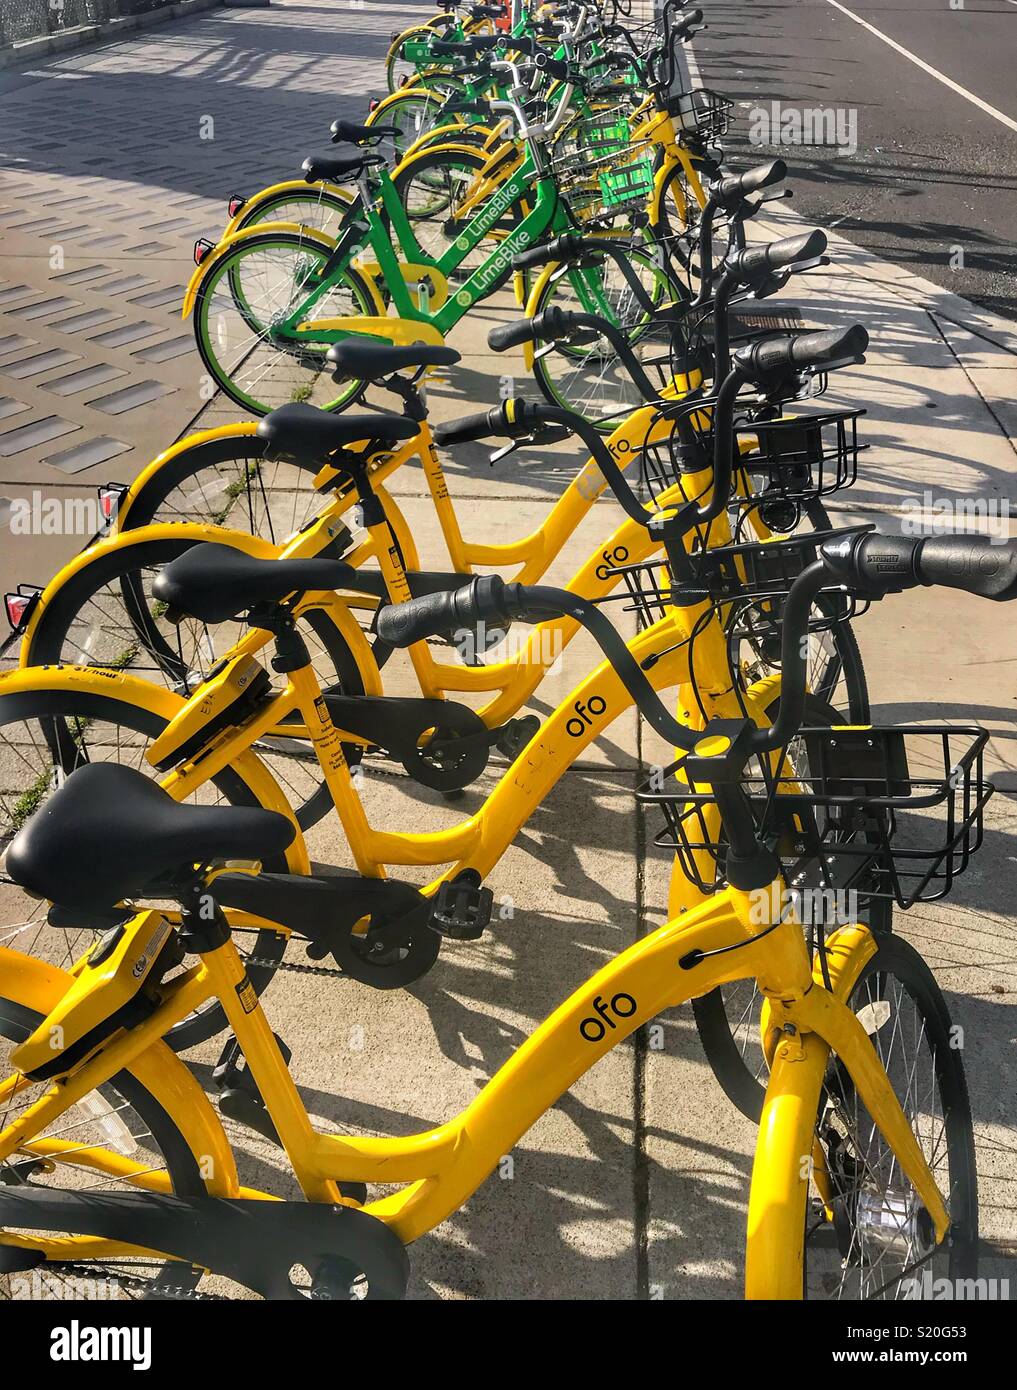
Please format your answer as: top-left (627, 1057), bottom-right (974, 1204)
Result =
top-left (1, 0), bottom-right (1015, 1298)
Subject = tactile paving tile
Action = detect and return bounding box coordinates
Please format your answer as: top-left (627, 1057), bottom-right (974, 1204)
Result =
top-left (0, 1), bottom-right (411, 484)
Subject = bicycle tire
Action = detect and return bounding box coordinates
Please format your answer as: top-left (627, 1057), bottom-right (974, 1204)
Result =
top-left (0, 995), bottom-right (206, 1299)
top-left (0, 685), bottom-right (290, 1051)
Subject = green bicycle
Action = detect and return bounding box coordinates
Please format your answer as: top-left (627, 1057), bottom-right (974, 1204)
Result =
top-left (183, 72), bottom-right (683, 419)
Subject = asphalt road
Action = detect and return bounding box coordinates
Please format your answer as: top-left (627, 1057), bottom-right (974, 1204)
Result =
top-left (690, 0), bottom-right (1017, 319)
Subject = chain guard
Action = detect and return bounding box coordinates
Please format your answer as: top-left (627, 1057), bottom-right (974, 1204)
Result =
top-left (323, 692), bottom-right (490, 791)
top-left (211, 871), bottom-right (441, 989)
top-left (0, 1188), bottom-right (408, 1301)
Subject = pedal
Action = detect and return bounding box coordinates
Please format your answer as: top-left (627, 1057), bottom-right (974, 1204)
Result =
top-left (494, 713), bottom-right (540, 761)
top-left (429, 870), bottom-right (493, 941)
top-left (214, 1034), bottom-right (291, 1147)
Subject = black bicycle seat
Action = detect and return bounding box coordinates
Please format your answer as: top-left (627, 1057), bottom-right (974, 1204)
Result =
top-left (5, 764), bottom-right (295, 914)
top-left (327, 340), bottom-right (460, 381)
top-left (151, 543), bottom-right (362, 626)
top-left (330, 118), bottom-right (397, 144)
top-left (257, 402), bottom-right (418, 464)
top-left (302, 151), bottom-right (383, 184)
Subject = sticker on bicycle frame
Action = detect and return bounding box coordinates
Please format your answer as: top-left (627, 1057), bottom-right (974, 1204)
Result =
top-left (236, 976), bottom-right (258, 1014)
top-left (454, 289), bottom-right (472, 307)
top-left (455, 236), bottom-right (470, 253)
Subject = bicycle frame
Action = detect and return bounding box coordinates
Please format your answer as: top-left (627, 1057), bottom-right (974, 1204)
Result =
top-left (23, 399), bottom-right (740, 739)
top-left (0, 888), bottom-right (949, 1298)
top-left (270, 162), bottom-right (585, 346)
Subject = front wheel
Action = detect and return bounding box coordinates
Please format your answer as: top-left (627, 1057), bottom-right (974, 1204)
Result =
top-left (528, 245), bottom-right (687, 428)
top-left (192, 229), bottom-right (376, 416)
top-left (800, 933), bottom-right (978, 1297)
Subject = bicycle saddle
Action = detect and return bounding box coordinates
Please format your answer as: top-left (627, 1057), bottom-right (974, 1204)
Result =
top-left (330, 118), bottom-right (397, 144)
top-left (4, 764), bottom-right (295, 914)
top-left (327, 340), bottom-right (461, 380)
top-left (301, 151), bottom-right (383, 184)
top-left (151, 543), bottom-right (363, 625)
top-left (257, 402), bottom-right (418, 463)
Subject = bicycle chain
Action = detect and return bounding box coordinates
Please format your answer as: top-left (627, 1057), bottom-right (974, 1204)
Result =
top-left (42, 1261), bottom-right (228, 1302)
top-left (245, 952), bottom-right (346, 979)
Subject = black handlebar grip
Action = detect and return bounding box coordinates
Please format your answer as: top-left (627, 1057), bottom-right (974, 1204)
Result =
top-left (714, 158), bottom-right (786, 208)
top-left (730, 229), bottom-right (828, 283)
top-left (675, 6), bottom-right (704, 37)
top-left (532, 54), bottom-right (570, 80)
top-left (822, 531), bottom-right (1017, 601)
top-left (734, 324), bottom-right (869, 383)
top-left (432, 404), bottom-right (504, 446)
top-left (488, 319), bottom-right (538, 352)
top-left (915, 534), bottom-right (1017, 600)
top-left (511, 230), bottom-right (584, 271)
top-left (376, 575), bottom-right (513, 648)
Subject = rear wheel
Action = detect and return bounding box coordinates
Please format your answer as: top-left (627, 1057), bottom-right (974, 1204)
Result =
top-left (192, 230), bottom-right (375, 416)
top-left (233, 185), bottom-right (355, 239)
top-left (391, 145), bottom-right (522, 279)
top-left (802, 934), bottom-right (978, 1297)
top-left (0, 687), bottom-right (289, 1050)
top-left (369, 90), bottom-right (451, 164)
top-left (0, 996), bottom-right (205, 1300)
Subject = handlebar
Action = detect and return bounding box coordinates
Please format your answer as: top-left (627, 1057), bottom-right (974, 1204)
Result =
top-left (731, 323), bottom-right (869, 384)
top-left (726, 229), bottom-right (828, 285)
top-left (375, 532), bottom-right (1017, 765)
top-left (713, 159), bottom-right (786, 210)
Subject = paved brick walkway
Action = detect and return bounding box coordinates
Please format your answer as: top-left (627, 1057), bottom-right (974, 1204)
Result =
top-left (0, 2), bottom-right (419, 490)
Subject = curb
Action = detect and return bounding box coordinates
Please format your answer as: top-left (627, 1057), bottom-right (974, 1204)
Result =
top-left (0, 0), bottom-right (226, 71)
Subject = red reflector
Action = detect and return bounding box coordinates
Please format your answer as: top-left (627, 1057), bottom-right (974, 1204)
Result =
top-left (98, 484), bottom-right (127, 522)
top-left (228, 194), bottom-right (246, 217)
top-left (4, 593), bottom-right (30, 631)
top-left (193, 238), bottom-right (214, 266)
top-left (369, 98), bottom-right (379, 112)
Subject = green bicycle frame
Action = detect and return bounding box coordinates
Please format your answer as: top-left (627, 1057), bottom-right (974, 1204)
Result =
top-left (274, 158), bottom-right (617, 343)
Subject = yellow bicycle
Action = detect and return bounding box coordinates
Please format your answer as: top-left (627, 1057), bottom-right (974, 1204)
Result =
top-left (0, 518), bottom-right (1001, 1299)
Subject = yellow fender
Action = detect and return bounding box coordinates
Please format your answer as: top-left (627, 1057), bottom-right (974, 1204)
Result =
top-left (222, 179), bottom-right (355, 239)
top-left (114, 421), bottom-right (261, 530)
top-left (18, 523), bottom-right (383, 702)
top-left (744, 925), bottom-right (880, 1299)
top-left (181, 222), bottom-right (385, 321)
top-left (367, 87), bottom-right (443, 122)
top-left (0, 947), bottom-right (241, 1198)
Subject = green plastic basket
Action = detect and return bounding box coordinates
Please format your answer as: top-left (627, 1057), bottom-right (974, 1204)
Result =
top-left (598, 156), bottom-right (654, 208)
top-left (586, 118), bottom-right (631, 156)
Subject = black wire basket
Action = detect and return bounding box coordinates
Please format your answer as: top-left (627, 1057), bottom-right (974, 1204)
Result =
top-left (632, 395), bottom-right (863, 523)
top-left (666, 88), bottom-right (733, 141)
top-left (637, 724), bottom-right (992, 909)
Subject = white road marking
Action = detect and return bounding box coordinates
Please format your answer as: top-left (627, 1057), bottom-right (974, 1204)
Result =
top-left (823, 0), bottom-right (1017, 134)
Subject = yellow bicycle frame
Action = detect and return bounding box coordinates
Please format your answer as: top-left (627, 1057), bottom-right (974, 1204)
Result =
top-left (0, 882), bottom-right (948, 1297)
